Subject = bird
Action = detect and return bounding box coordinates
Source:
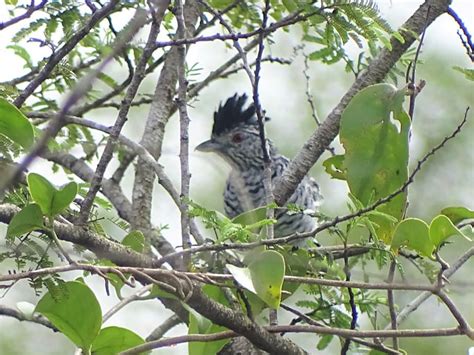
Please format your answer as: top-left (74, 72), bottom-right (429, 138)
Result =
top-left (196, 93), bottom-right (322, 242)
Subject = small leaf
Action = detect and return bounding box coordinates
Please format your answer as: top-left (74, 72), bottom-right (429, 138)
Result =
top-left (392, 31), bottom-right (405, 44)
top-left (322, 154), bottom-right (346, 180)
top-left (440, 206), bottom-right (474, 225)
top-left (35, 281), bottom-right (102, 349)
top-left (391, 218), bottom-right (434, 257)
top-left (7, 204), bottom-right (44, 237)
top-left (51, 181), bottom-right (78, 216)
top-left (91, 326), bottom-right (147, 355)
top-left (429, 215), bottom-right (469, 248)
top-left (317, 334), bottom-right (333, 350)
top-left (27, 173), bottom-right (56, 216)
top-left (0, 97), bottom-right (34, 148)
top-left (97, 72), bottom-right (118, 89)
top-left (122, 231), bottom-right (145, 253)
top-left (227, 250), bottom-right (285, 309)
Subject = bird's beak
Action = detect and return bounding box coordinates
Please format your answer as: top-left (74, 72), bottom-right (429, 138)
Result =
top-left (195, 139), bottom-right (221, 152)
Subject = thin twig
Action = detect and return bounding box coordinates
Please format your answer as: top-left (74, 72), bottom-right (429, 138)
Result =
top-left (341, 240), bottom-right (358, 355)
top-left (0, 0), bottom-right (48, 31)
top-left (197, 0), bottom-right (255, 85)
top-left (435, 290), bottom-right (474, 339)
top-left (146, 314), bottom-right (182, 341)
top-left (384, 246), bottom-right (474, 330)
top-left (103, 285), bottom-right (153, 323)
top-left (386, 260), bottom-right (399, 350)
top-left (408, 6), bottom-right (430, 119)
top-left (120, 325), bottom-right (463, 355)
top-left (447, 7), bottom-right (473, 61)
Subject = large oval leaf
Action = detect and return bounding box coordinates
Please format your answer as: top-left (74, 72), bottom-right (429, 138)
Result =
top-left (391, 218), bottom-right (434, 257)
top-left (35, 281), bottom-right (102, 350)
top-left (340, 83), bottom-right (410, 243)
top-left (0, 97), bottom-right (34, 148)
top-left (91, 326), bottom-right (147, 355)
top-left (227, 250), bottom-right (285, 309)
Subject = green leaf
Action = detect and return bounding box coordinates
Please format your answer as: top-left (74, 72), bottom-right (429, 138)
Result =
top-left (282, 0), bottom-right (297, 12)
top-left (122, 231), bottom-right (145, 253)
top-left (35, 281), bottom-right (102, 350)
top-left (453, 66), bottom-right (474, 81)
top-left (51, 181), bottom-right (78, 216)
top-left (97, 72), bottom-right (118, 89)
top-left (27, 173), bottom-right (56, 217)
top-left (91, 326), bottom-right (147, 355)
top-left (440, 206), bottom-right (474, 225)
top-left (392, 31), bottom-right (405, 44)
top-left (27, 173), bottom-right (77, 217)
top-left (0, 97), bottom-right (34, 148)
top-left (7, 204), bottom-right (44, 238)
top-left (340, 83), bottom-right (410, 243)
top-left (429, 215), bottom-right (469, 248)
top-left (227, 250), bottom-right (285, 309)
top-left (188, 285), bottom-right (229, 355)
top-left (5, 0), bottom-right (19, 6)
top-left (322, 154), bottom-right (346, 180)
top-left (391, 218), bottom-right (434, 257)
top-left (232, 206), bottom-right (267, 226)
top-left (7, 44), bottom-right (32, 67)
top-left (317, 334), bottom-right (333, 350)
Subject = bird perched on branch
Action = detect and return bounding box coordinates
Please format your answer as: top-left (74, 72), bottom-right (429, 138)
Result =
top-left (196, 93), bottom-right (322, 242)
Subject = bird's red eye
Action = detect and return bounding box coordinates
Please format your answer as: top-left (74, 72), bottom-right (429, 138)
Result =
top-left (232, 133), bottom-right (243, 143)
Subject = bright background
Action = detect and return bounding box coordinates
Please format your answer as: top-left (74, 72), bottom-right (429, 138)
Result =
top-left (0, 1), bottom-right (473, 354)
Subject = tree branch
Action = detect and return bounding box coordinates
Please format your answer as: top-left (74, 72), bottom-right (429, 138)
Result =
top-left (0, 0), bottom-right (48, 31)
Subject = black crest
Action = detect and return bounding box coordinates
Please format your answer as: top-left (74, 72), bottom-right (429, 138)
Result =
top-left (212, 93), bottom-right (256, 135)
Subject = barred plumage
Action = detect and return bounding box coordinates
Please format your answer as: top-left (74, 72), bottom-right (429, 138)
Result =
top-left (196, 93), bottom-right (322, 241)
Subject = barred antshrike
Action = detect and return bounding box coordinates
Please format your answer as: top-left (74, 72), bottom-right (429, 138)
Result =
top-left (196, 93), bottom-right (322, 240)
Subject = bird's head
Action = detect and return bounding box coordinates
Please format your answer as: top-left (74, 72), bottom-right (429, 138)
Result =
top-left (196, 93), bottom-right (270, 170)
